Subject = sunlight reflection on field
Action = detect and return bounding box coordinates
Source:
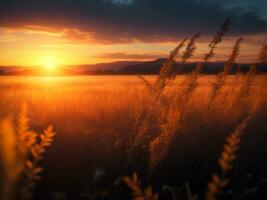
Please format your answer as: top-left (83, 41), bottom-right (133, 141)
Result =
top-left (0, 75), bottom-right (266, 134)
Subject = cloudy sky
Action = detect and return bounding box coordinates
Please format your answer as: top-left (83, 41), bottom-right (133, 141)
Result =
top-left (0, 0), bottom-right (266, 66)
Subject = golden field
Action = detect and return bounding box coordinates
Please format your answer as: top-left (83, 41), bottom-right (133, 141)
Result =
top-left (0, 75), bottom-right (265, 137)
top-left (0, 74), bottom-right (267, 199)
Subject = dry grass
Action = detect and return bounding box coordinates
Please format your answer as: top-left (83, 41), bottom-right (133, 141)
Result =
top-left (0, 72), bottom-right (266, 200)
top-left (206, 117), bottom-right (250, 200)
top-left (148, 19), bottom-right (231, 171)
top-left (0, 73), bottom-right (266, 200)
top-left (0, 104), bottom-right (55, 200)
top-left (124, 173), bottom-right (158, 200)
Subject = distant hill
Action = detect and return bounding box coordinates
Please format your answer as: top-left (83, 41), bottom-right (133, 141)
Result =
top-left (0, 66), bottom-right (29, 75)
top-left (0, 61), bottom-right (142, 76)
top-left (119, 58), bottom-right (168, 74)
top-left (118, 59), bottom-right (267, 74)
top-left (74, 61), bottom-right (143, 72)
top-left (0, 59), bottom-right (266, 76)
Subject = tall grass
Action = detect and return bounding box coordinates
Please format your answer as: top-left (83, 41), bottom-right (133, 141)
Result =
top-left (208, 37), bottom-right (243, 114)
top-left (148, 19), bottom-right (232, 171)
top-left (123, 18), bottom-right (266, 199)
top-left (128, 33), bottom-right (202, 170)
top-left (206, 117), bottom-right (250, 200)
top-left (124, 173), bottom-right (158, 200)
top-left (128, 18), bottom-right (232, 172)
top-left (0, 104), bottom-right (55, 200)
top-left (130, 38), bottom-right (188, 149)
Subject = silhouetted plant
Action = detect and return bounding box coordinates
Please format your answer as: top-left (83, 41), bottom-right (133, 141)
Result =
top-left (124, 173), bottom-right (158, 200)
top-left (149, 19), bottom-right (231, 171)
top-left (208, 37), bottom-right (243, 113)
top-left (0, 104), bottom-right (55, 200)
top-left (206, 117), bottom-right (250, 200)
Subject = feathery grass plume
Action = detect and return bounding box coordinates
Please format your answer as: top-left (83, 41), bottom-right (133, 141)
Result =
top-left (204, 18), bottom-right (231, 62)
top-left (17, 103), bottom-right (37, 157)
top-left (0, 119), bottom-right (21, 200)
top-left (208, 37), bottom-right (243, 112)
top-left (136, 38), bottom-right (187, 114)
top-left (124, 173), bottom-right (158, 200)
top-left (137, 37), bottom-right (188, 96)
top-left (165, 32), bottom-right (200, 87)
top-left (197, 18), bottom-right (231, 73)
top-left (181, 32), bottom-right (201, 63)
top-left (9, 104), bottom-right (56, 200)
top-left (154, 33), bottom-right (200, 107)
top-left (127, 39), bottom-right (187, 156)
top-left (20, 126), bottom-right (55, 200)
top-left (153, 37), bottom-right (188, 92)
top-left (148, 20), bottom-right (231, 170)
top-left (179, 18), bottom-right (231, 107)
top-left (149, 107), bottom-right (181, 171)
top-left (177, 18), bottom-right (231, 108)
top-left (131, 34), bottom-right (201, 154)
top-left (182, 17), bottom-right (232, 99)
top-left (148, 34), bottom-right (204, 171)
top-left (206, 117), bottom-right (250, 200)
top-left (153, 34), bottom-right (199, 92)
top-left (175, 18), bottom-right (231, 116)
top-left (224, 37), bottom-right (243, 74)
top-left (259, 44), bottom-right (267, 65)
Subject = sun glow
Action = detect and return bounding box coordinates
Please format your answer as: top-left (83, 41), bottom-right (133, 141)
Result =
top-left (43, 57), bottom-right (57, 71)
top-left (38, 55), bottom-right (63, 76)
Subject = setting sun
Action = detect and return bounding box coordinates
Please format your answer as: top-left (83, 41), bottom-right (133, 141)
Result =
top-left (40, 56), bottom-right (61, 75)
top-left (43, 57), bottom-right (57, 70)
top-left (35, 55), bottom-right (64, 76)
top-left (44, 60), bottom-right (56, 70)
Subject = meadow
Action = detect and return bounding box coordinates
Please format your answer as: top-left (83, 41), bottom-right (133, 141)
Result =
top-left (0, 73), bottom-right (267, 200)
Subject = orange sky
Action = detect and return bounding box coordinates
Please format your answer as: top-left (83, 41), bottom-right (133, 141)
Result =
top-left (0, 26), bottom-right (266, 66)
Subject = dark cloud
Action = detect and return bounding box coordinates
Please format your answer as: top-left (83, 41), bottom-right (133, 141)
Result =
top-left (220, 0), bottom-right (267, 18)
top-left (0, 0), bottom-right (266, 43)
